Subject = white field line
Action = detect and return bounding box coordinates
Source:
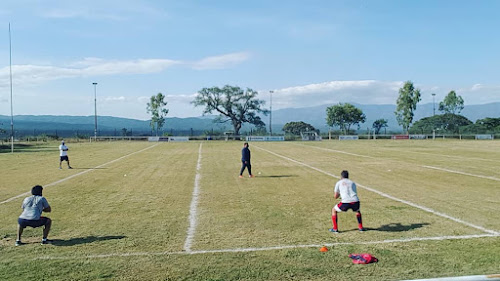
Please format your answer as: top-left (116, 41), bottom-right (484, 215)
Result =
top-left (35, 233), bottom-right (499, 260)
top-left (183, 143), bottom-right (203, 252)
top-left (295, 143), bottom-right (500, 182)
top-left (400, 274), bottom-right (500, 281)
top-left (422, 165), bottom-right (500, 182)
top-left (0, 144), bottom-right (159, 205)
top-left (254, 145), bottom-right (499, 236)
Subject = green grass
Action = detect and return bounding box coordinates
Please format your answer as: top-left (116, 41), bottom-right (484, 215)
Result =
top-left (0, 139), bottom-right (499, 280)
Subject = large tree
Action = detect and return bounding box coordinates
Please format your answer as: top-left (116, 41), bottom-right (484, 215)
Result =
top-left (395, 81), bottom-right (421, 133)
top-left (410, 114), bottom-right (472, 134)
top-left (146, 93), bottom-right (169, 136)
top-left (372, 119), bottom-right (388, 135)
top-left (192, 85), bottom-right (269, 136)
top-left (326, 103), bottom-right (366, 134)
top-left (283, 121), bottom-right (316, 135)
top-left (439, 90), bottom-right (464, 114)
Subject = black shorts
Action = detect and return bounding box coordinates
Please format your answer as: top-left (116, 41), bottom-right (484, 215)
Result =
top-left (60, 156), bottom-right (69, 161)
top-left (18, 217), bottom-right (49, 228)
top-left (335, 201), bottom-right (360, 212)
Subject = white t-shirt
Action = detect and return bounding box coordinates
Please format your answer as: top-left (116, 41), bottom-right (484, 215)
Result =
top-left (59, 144), bottom-right (68, 156)
top-left (334, 178), bottom-right (359, 203)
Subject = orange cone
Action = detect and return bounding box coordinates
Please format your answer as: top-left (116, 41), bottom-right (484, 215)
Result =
top-left (320, 246), bottom-right (328, 252)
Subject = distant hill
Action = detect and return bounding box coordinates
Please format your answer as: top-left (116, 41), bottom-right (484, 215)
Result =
top-left (0, 102), bottom-right (498, 137)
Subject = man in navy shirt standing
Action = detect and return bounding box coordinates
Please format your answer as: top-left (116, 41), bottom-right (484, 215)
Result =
top-left (239, 142), bottom-right (253, 178)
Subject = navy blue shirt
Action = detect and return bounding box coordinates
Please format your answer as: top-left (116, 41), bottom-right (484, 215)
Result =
top-left (242, 147), bottom-right (251, 161)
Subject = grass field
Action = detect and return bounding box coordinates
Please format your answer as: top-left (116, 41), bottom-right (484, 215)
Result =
top-left (0, 139), bottom-right (499, 280)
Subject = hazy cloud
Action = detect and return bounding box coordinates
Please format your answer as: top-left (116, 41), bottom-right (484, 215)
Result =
top-left (0, 52), bottom-right (250, 88)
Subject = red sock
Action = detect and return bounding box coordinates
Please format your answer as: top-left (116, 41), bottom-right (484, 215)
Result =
top-left (332, 215), bottom-right (338, 230)
top-left (356, 212), bottom-right (363, 229)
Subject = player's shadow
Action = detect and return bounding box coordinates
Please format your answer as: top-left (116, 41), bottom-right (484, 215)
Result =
top-left (366, 222), bottom-right (430, 232)
top-left (70, 167), bottom-right (108, 170)
top-left (257, 175), bottom-right (297, 178)
top-left (50, 235), bottom-right (126, 246)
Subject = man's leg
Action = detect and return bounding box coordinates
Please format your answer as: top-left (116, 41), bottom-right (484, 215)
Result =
top-left (239, 161), bottom-right (247, 176)
top-left (16, 224), bottom-right (24, 242)
top-left (356, 211), bottom-right (364, 231)
top-left (330, 208), bottom-right (338, 232)
top-left (247, 162), bottom-right (252, 177)
top-left (42, 218), bottom-right (51, 240)
top-left (59, 159), bottom-right (62, 169)
top-left (67, 158), bottom-right (72, 169)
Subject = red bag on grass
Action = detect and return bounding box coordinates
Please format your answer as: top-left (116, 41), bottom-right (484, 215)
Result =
top-left (349, 253), bottom-right (378, 264)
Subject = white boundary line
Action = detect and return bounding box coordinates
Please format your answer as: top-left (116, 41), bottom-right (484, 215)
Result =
top-left (422, 165), bottom-right (500, 182)
top-left (36, 233), bottom-right (498, 260)
top-left (183, 143), bottom-right (203, 252)
top-left (295, 143), bottom-right (500, 183)
top-left (254, 145), bottom-right (499, 235)
top-left (400, 274), bottom-right (500, 281)
top-left (0, 144), bottom-right (159, 205)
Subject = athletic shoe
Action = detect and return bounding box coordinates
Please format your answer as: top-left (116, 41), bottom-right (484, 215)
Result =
top-left (59, 167), bottom-right (62, 170)
top-left (249, 175), bottom-right (254, 178)
top-left (41, 239), bottom-right (52, 245)
top-left (68, 166), bottom-right (73, 169)
top-left (328, 228), bottom-right (339, 233)
top-left (359, 228), bottom-right (365, 232)
top-left (15, 240), bottom-right (23, 246)
top-left (239, 175), bottom-right (243, 178)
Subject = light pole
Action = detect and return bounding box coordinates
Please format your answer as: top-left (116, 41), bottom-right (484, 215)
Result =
top-left (9, 23), bottom-right (14, 153)
top-left (93, 82), bottom-right (98, 141)
top-left (269, 90), bottom-right (273, 136)
top-left (432, 93), bottom-right (436, 116)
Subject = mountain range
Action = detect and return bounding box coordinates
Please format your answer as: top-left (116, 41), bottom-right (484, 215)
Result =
top-left (0, 102), bottom-right (498, 137)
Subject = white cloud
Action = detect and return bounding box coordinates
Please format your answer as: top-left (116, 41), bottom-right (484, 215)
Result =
top-left (0, 52), bottom-right (250, 88)
top-left (271, 80), bottom-right (404, 109)
top-left (191, 52), bottom-right (251, 70)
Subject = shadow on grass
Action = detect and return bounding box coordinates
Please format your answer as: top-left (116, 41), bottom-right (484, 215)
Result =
top-left (69, 167), bottom-right (108, 170)
top-left (50, 235), bottom-right (126, 246)
top-left (256, 175), bottom-right (298, 178)
top-left (364, 222), bottom-right (430, 232)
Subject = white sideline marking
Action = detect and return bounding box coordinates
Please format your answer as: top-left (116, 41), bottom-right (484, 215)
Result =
top-left (183, 143), bottom-right (203, 252)
top-left (422, 165), bottom-right (500, 182)
top-left (35, 233), bottom-right (498, 260)
top-left (254, 145), bottom-right (499, 236)
top-left (0, 144), bottom-right (159, 205)
top-left (400, 274), bottom-right (500, 281)
top-left (296, 143), bottom-right (500, 183)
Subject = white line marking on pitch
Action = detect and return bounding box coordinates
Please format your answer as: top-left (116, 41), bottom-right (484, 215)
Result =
top-left (183, 143), bottom-right (203, 252)
top-left (295, 143), bottom-right (500, 182)
top-left (254, 145), bottom-right (499, 236)
top-left (35, 233), bottom-right (498, 260)
top-left (0, 144), bottom-right (159, 205)
top-left (422, 165), bottom-right (500, 182)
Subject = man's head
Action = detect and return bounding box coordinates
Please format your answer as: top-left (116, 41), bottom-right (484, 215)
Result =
top-left (341, 170), bottom-right (349, 179)
top-left (31, 185), bottom-right (43, 196)
top-left (244, 142), bottom-right (249, 148)
top-left (61, 140), bottom-right (65, 145)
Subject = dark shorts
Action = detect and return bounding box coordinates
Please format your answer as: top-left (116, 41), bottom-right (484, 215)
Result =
top-left (335, 201), bottom-right (360, 212)
top-left (18, 217), bottom-right (49, 228)
top-left (60, 156), bottom-right (69, 161)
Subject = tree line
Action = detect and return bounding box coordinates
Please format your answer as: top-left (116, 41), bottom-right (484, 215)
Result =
top-left (144, 82), bottom-right (499, 137)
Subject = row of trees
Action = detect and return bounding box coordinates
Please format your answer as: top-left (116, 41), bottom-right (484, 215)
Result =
top-left (145, 82), bottom-right (495, 136)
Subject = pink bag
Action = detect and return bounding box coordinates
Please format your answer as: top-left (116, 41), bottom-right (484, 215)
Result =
top-left (349, 253), bottom-right (378, 264)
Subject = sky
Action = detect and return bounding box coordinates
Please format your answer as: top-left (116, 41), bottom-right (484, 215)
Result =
top-left (0, 0), bottom-right (499, 120)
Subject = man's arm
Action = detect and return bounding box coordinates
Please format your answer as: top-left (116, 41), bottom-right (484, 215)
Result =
top-left (334, 192), bottom-right (340, 199)
top-left (43, 206), bottom-right (51, 213)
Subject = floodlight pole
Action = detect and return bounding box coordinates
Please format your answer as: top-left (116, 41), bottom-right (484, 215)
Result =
top-left (269, 90), bottom-right (273, 136)
top-left (93, 82), bottom-right (98, 141)
top-left (432, 93), bottom-right (436, 116)
top-left (9, 23), bottom-right (14, 153)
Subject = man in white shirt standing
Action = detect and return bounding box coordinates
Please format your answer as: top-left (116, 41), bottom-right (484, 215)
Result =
top-left (59, 140), bottom-right (72, 169)
top-left (329, 170), bottom-right (364, 233)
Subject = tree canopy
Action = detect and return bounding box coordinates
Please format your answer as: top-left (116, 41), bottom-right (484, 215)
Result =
top-left (439, 91), bottom-right (464, 114)
top-left (409, 113), bottom-right (472, 134)
top-left (372, 119), bottom-right (388, 135)
top-left (395, 81), bottom-right (421, 133)
top-left (326, 103), bottom-right (366, 134)
top-left (146, 93), bottom-right (169, 136)
top-left (282, 121), bottom-right (316, 135)
top-left (192, 85), bottom-right (268, 136)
